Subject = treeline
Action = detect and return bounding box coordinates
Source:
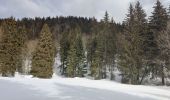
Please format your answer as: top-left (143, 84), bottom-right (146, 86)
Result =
top-left (0, 0), bottom-right (170, 85)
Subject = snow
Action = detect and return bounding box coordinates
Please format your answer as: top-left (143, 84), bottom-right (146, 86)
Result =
top-left (0, 74), bottom-right (170, 100)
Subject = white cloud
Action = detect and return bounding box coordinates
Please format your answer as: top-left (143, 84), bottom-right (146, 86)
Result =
top-left (0, 0), bottom-right (169, 23)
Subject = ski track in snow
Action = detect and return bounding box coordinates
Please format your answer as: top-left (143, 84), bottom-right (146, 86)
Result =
top-left (0, 74), bottom-right (170, 100)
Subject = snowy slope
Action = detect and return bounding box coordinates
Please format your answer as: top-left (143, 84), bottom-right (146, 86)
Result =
top-left (0, 74), bottom-right (170, 100)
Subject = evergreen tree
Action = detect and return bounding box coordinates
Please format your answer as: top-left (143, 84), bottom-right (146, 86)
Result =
top-left (168, 5), bottom-right (170, 19)
top-left (149, 0), bottom-right (168, 33)
top-left (103, 11), bottom-right (109, 23)
top-left (30, 24), bottom-right (55, 78)
top-left (157, 23), bottom-right (170, 85)
top-left (148, 0), bottom-right (168, 85)
top-left (87, 12), bottom-right (116, 80)
top-left (16, 25), bottom-right (27, 73)
top-left (118, 2), bottom-right (147, 84)
top-left (87, 23), bottom-right (103, 79)
top-left (0, 18), bottom-right (23, 76)
top-left (60, 30), bottom-right (70, 75)
top-left (0, 18), bottom-right (27, 76)
top-left (88, 31), bottom-right (103, 79)
top-left (66, 41), bottom-right (77, 77)
top-left (75, 28), bottom-right (85, 77)
top-left (134, 1), bottom-right (148, 84)
top-left (66, 28), bottom-right (85, 77)
top-left (118, 3), bottom-right (135, 84)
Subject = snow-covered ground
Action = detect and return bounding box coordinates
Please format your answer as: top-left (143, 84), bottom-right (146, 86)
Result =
top-left (0, 74), bottom-right (170, 100)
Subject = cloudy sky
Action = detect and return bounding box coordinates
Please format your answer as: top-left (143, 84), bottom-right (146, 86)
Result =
top-left (0, 0), bottom-right (169, 23)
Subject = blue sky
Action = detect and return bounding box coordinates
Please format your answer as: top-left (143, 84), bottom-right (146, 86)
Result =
top-left (0, 0), bottom-right (169, 23)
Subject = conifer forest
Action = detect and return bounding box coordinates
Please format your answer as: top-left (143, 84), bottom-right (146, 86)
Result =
top-left (1, 0), bottom-right (170, 87)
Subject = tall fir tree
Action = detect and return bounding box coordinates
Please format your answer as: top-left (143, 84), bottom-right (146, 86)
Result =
top-left (75, 28), bottom-right (85, 77)
top-left (66, 40), bottom-right (77, 77)
top-left (66, 27), bottom-right (85, 77)
top-left (168, 5), bottom-right (170, 20)
top-left (87, 12), bottom-right (116, 80)
top-left (118, 2), bottom-right (147, 84)
top-left (118, 3), bottom-right (136, 84)
top-left (16, 25), bottom-right (27, 73)
top-left (0, 18), bottom-right (26, 76)
top-left (60, 30), bottom-right (70, 75)
top-left (0, 18), bottom-right (25, 76)
top-left (156, 22), bottom-right (170, 85)
top-left (149, 0), bottom-right (168, 31)
top-left (88, 31), bottom-right (104, 79)
top-left (0, 18), bottom-right (18, 76)
top-left (103, 11), bottom-right (109, 23)
top-left (148, 0), bottom-right (168, 85)
top-left (31, 24), bottom-right (55, 78)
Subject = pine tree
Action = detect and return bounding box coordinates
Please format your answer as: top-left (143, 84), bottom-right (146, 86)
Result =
top-left (60, 31), bottom-right (70, 75)
top-left (87, 12), bottom-right (116, 80)
top-left (0, 18), bottom-right (22, 76)
top-left (66, 28), bottom-right (85, 77)
top-left (30, 24), bottom-right (55, 78)
top-left (156, 22), bottom-right (170, 85)
top-left (66, 41), bottom-right (77, 77)
top-left (75, 28), bottom-right (85, 77)
top-left (118, 2), bottom-right (147, 84)
top-left (16, 25), bottom-right (27, 73)
top-left (149, 0), bottom-right (168, 33)
top-left (89, 32), bottom-right (103, 79)
top-left (133, 1), bottom-right (148, 84)
top-left (103, 11), bottom-right (109, 23)
top-left (149, 0), bottom-right (168, 85)
top-left (118, 3), bottom-right (135, 84)
top-left (87, 33), bottom-right (98, 77)
top-left (168, 5), bottom-right (170, 20)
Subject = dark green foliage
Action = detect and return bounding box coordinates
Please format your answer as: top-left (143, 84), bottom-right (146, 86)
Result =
top-left (60, 31), bottom-right (70, 75)
top-left (103, 11), bottom-right (109, 23)
top-left (149, 0), bottom-right (168, 32)
top-left (30, 24), bottom-right (55, 78)
top-left (168, 5), bottom-right (170, 19)
top-left (1, 0), bottom-right (170, 86)
top-left (91, 34), bottom-right (104, 79)
top-left (87, 11), bottom-right (116, 79)
top-left (66, 28), bottom-right (85, 77)
top-left (146, 0), bottom-right (168, 61)
top-left (118, 2), bottom-right (147, 84)
top-left (148, 0), bottom-right (168, 85)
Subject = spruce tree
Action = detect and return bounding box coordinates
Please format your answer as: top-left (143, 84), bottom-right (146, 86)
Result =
top-left (103, 11), bottom-right (109, 23)
top-left (30, 24), bottom-right (55, 78)
top-left (16, 25), bottom-right (27, 73)
top-left (66, 28), bottom-right (85, 77)
top-left (118, 2), bottom-right (147, 84)
top-left (92, 33), bottom-right (104, 79)
top-left (168, 5), bottom-right (170, 20)
top-left (118, 3), bottom-right (136, 84)
top-left (66, 39), bottom-right (77, 77)
top-left (60, 31), bottom-right (70, 75)
top-left (149, 0), bottom-right (168, 32)
top-left (74, 28), bottom-right (85, 77)
top-left (157, 24), bottom-right (170, 85)
top-left (149, 0), bottom-right (168, 85)
top-left (0, 18), bottom-right (22, 76)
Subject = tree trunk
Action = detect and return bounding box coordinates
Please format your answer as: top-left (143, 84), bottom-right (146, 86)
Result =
top-left (161, 65), bottom-right (165, 85)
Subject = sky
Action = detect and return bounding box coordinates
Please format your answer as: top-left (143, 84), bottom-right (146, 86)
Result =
top-left (0, 0), bottom-right (169, 23)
